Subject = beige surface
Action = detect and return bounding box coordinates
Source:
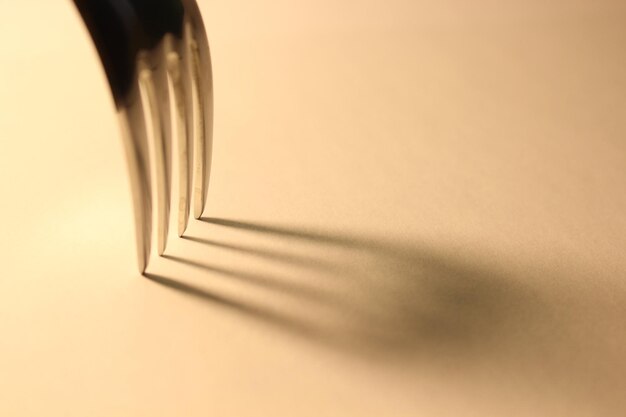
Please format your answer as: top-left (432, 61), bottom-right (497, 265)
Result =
top-left (1, 1), bottom-right (626, 416)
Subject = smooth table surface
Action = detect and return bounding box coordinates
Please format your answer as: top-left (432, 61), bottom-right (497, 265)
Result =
top-left (1, 1), bottom-right (625, 416)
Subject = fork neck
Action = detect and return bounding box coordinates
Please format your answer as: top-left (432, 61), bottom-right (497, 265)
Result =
top-left (74, 0), bottom-right (185, 106)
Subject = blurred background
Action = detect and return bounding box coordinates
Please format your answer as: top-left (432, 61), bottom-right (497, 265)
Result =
top-left (1, 1), bottom-right (625, 416)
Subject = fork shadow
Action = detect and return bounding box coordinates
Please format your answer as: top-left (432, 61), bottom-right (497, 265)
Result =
top-left (146, 217), bottom-right (544, 358)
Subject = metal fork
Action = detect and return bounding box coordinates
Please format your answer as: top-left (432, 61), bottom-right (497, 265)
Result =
top-left (74, 0), bottom-right (213, 273)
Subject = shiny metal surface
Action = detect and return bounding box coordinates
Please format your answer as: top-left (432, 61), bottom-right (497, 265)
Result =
top-left (138, 54), bottom-right (170, 256)
top-left (185, 19), bottom-right (213, 219)
top-left (117, 93), bottom-right (152, 273)
top-left (74, 0), bottom-right (213, 272)
top-left (164, 38), bottom-right (192, 237)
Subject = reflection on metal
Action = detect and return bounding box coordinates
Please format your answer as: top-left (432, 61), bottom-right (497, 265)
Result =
top-left (165, 44), bottom-right (191, 237)
top-left (186, 21), bottom-right (212, 220)
top-left (74, 0), bottom-right (213, 273)
top-left (138, 56), bottom-right (170, 256)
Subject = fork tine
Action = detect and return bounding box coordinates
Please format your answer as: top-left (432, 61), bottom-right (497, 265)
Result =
top-left (163, 36), bottom-right (192, 236)
top-left (184, 13), bottom-right (213, 220)
top-left (138, 54), bottom-right (170, 256)
top-left (117, 92), bottom-right (153, 274)
top-left (74, 0), bottom-right (212, 271)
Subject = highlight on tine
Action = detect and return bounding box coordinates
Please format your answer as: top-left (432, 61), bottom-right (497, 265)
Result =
top-left (74, 0), bottom-right (213, 273)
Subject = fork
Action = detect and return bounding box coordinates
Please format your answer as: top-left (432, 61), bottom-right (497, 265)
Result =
top-left (73, 0), bottom-right (213, 273)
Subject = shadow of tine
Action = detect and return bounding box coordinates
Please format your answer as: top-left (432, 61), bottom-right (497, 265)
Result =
top-left (156, 218), bottom-right (547, 358)
top-left (181, 235), bottom-right (341, 272)
top-left (162, 254), bottom-right (343, 308)
top-left (200, 217), bottom-right (368, 248)
top-left (144, 272), bottom-right (325, 339)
